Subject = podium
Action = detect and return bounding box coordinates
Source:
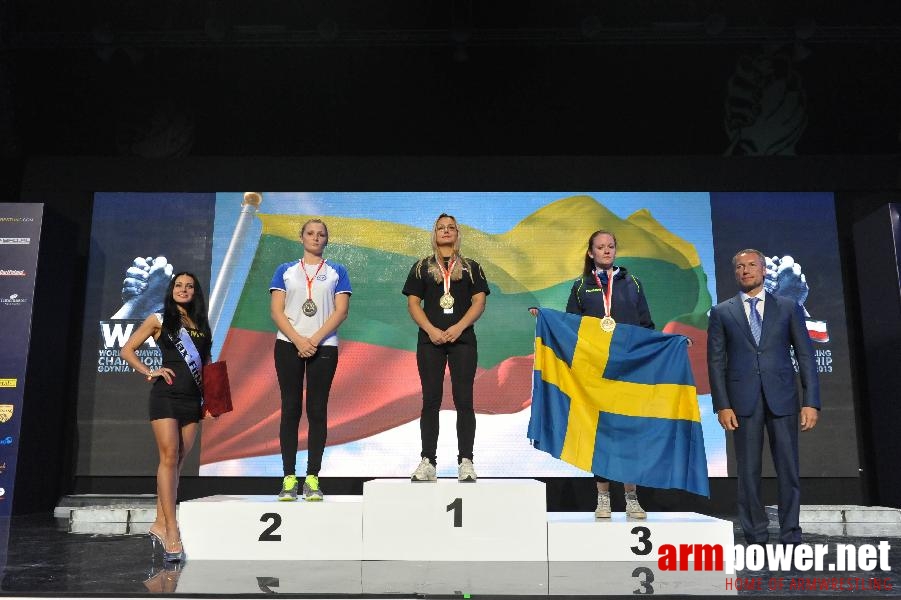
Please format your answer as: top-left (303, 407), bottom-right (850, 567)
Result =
top-left (362, 479), bottom-right (547, 561)
top-left (179, 494), bottom-right (363, 560)
top-left (547, 511), bottom-right (734, 562)
top-left (179, 479), bottom-right (734, 584)
top-left (549, 562), bottom-right (730, 596)
top-left (362, 561), bottom-right (549, 595)
top-left (176, 560), bottom-right (363, 595)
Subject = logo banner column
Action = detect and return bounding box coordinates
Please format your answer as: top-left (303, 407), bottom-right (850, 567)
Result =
top-left (0, 203), bottom-right (44, 517)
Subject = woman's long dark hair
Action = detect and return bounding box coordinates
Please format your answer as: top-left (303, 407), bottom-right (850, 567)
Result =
top-left (582, 230), bottom-right (618, 277)
top-left (161, 272), bottom-right (212, 359)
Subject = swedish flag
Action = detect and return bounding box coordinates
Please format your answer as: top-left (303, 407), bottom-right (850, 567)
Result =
top-left (529, 309), bottom-right (709, 496)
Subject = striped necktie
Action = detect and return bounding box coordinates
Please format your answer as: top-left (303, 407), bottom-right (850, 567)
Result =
top-left (746, 297), bottom-right (762, 345)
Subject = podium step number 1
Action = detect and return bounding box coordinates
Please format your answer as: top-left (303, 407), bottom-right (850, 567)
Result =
top-left (362, 479), bottom-right (548, 561)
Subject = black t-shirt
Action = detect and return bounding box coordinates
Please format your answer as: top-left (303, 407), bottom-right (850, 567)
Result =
top-left (402, 255), bottom-right (490, 342)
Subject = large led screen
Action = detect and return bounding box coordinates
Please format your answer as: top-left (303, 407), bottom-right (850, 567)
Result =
top-left (77, 192), bottom-right (856, 479)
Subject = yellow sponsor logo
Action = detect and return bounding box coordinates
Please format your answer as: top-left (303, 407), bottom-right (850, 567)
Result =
top-left (0, 405), bottom-right (12, 423)
top-left (0, 379), bottom-right (16, 388)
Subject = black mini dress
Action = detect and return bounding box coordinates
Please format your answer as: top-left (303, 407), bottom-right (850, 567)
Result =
top-left (148, 328), bottom-right (210, 424)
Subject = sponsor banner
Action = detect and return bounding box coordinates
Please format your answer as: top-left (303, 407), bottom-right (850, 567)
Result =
top-left (0, 203), bottom-right (43, 518)
top-left (0, 294), bottom-right (29, 307)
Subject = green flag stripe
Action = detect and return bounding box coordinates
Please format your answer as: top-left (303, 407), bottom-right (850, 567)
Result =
top-left (230, 236), bottom-right (710, 368)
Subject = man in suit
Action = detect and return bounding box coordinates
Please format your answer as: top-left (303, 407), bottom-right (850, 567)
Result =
top-left (707, 249), bottom-right (820, 545)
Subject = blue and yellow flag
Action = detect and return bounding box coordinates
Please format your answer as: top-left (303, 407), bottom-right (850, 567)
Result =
top-left (529, 309), bottom-right (709, 496)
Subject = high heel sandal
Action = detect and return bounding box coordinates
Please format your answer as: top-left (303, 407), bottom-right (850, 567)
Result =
top-left (148, 526), bottom-right (165, 555)
top-left (143, 562), bottom-right (182, 593)
top-left (163, 539), bottom-right (185, 563)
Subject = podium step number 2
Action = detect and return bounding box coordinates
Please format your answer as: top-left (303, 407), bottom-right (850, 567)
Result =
top-left (179, 495), bottom-right (364, 560)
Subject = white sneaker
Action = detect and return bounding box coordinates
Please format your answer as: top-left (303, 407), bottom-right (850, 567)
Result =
top-left (594, 491), bottom-right (611, 519)
top-left (410, 457), bottom-right (437, 482)
top-left (458, 458), bottom-right (477, 483)
top-left (625, 491), bottom-right (647, 519)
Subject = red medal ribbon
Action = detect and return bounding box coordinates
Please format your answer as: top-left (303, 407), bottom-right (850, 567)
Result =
top-left (301, 258), bottom-right (326, 301)
top-left (437, 255), bottom-right (457, 296)
top-left (593, 268), bottom-right (614, 318)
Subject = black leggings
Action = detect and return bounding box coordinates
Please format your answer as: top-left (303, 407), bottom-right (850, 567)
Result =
top-left (274, 340), bottom-right (339, 476)
top-left (416, 336), bottom-right (477, 465)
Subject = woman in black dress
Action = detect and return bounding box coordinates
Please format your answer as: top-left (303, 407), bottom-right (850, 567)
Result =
top-left (121, 272), bottom-right (212, 562)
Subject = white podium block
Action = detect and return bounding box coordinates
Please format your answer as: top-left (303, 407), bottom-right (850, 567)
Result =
top-left (547, 512), bottom-right (734, 566)
top-left (363, 561), bottom-right (549, 595)
top-left (549, 561), bottom-right (734, 596)
top-left (362, 479), bottom-right (547, 561)
top-left (175, 560), bottom-right (363, 594)
top-left (179, 494), bottom-right (362, 560)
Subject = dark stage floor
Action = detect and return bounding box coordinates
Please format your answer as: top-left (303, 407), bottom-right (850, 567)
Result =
top-left (0, 513), bottom-right (899, 598)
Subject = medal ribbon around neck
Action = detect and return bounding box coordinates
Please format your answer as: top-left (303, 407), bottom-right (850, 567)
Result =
top-left (437, 255), bottom-right (457, 296)
top-left (437, 254), bottom-right (457, 309)
top-left (593, 267), bottom-right (614, 317)
top-left (301, 258), bottom-right (326, 302)
top-left (593, 267), bottom-right (617, 331)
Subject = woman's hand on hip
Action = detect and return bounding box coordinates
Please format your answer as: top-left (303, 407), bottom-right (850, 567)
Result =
top-left (148, 367), bottom-right (176, 385)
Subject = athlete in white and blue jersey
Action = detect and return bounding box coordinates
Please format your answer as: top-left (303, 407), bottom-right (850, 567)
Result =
top-left (269, 218), bottom-right (351, 502)
top-left (269, 259), bottom-right (352, 346)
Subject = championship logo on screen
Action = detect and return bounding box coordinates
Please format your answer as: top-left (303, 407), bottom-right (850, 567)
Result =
top-left (0, 405), bottom-right (13, 423)
top-left (764, 254), bottom-right (829, 343)
top-left (765, 254), bottom-right (832, 376)
top-left (0, 238), bottom-right (30, 245)
top-left (0, 269), bottom-right (26, 277)
top-left (97, 256), bottom-right (170, 375)
top-left (0, 379), bottom-right (16, 388)
top-left (0, 293), bottom-right (28, 307)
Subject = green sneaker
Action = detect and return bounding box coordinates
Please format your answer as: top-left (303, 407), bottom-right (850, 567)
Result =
top-left (303, 474), bottom-right (324, 501)
top-left (278, 475), bottom-right (299, 501)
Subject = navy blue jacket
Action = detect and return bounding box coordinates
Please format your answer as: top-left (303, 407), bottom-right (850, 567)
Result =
top-left (707, 292), bottom-right (820, 417)
top-left (565, 267), bottom-right (654, 329)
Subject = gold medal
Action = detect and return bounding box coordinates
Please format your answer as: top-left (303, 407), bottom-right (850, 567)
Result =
top-left (600, 316), bottom-right (616, 332)
top-left (594, 268), bottom-right (616, 333)
top-left (437, 255), bottom-right (457, 311)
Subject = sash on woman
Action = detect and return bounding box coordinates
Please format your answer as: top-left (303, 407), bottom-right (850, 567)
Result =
top-left (157, 313), bottom-right (233, 417)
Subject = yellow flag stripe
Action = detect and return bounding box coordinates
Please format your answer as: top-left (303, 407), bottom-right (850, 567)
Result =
top-left (535, 338), bottom-right (702, 420)
top-left (259, 195), bottom-right (702, 294)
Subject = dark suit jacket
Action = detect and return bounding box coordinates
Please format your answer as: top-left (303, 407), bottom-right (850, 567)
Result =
top-left (707, 292), bottom-right (820, 417)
